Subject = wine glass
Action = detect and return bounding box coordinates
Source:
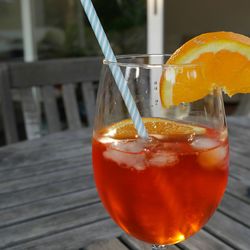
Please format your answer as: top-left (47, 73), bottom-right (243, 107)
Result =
top-left (92, 54), bottom-right (229, 249)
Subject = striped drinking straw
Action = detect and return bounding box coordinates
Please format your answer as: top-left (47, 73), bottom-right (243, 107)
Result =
top-left (80, 0), bottom-right (148, 139)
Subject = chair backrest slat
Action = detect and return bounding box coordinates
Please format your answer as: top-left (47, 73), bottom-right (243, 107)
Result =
top-left (62, 83), bottom-right (82, 130)
top-left (81, 81), bottom-right (96, 127)
top-left (9, 57), bottom-right (101, 88)
top-left (0, 65), bottom-right (18, 144)
top-left (41, 85), bottom-right (61, 133)
top-left (20, 87), bottom-right (42, 139)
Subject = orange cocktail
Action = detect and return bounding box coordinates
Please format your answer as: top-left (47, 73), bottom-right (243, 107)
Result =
top-left (92, 119), bottom-right (229, 245)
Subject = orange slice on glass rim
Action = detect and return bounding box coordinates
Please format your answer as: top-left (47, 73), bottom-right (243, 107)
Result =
top-left (160, 31), bottom-right (250, 108)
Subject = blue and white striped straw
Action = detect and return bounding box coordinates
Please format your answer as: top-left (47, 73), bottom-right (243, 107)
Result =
top-left (80, 0), bottom-right (148, 138)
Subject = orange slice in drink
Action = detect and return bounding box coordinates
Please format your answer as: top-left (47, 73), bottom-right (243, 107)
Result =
top-left (160, 31), bottom-right (250, 107)
top-left (99, 118), bottom-right (205, 140)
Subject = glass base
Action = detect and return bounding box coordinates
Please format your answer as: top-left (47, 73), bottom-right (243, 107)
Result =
top-left (152, 245), bottom-right (168, 250)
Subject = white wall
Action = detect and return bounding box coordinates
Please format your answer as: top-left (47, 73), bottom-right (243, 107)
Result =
top-left (164, 0), bottom-right (250, 52)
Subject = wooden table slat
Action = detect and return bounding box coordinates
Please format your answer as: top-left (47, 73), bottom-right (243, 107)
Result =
top-left (0, 175), bottom-right (94, 210)
top-left (178, 229), bottom-right (234, 250)
top-left (219, 193), bottom-right (250, 228)
top-left (0, 202), bottom-right (108, 248)
top-left (0, 155), bottom-right (91, 183)
top-left (229, 162), bottom-right (250, 182)
top-left (6, 219), bottom-right (121, 250)
top-left (0, 129), bottom-right (91, 164)
top-left (0, 188), bottom-right (98, 228)
top-left (230, 150), bottom-right (250, 171)
top-left (205, 211), bottom-right (250, 250)
top-left (120, 234), bottom-right (181, 250)
top-left (227, 177), bottom-right (250, 204)
top-left (0, 165), bottom-right (92, 194)
top-left (0, 142), bottom-right (91, 171)
top-left (86, 238), bottom-right (129, 250)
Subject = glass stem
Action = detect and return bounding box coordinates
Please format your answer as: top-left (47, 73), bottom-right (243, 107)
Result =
top-left (152, 245), bottom-right (168, 250)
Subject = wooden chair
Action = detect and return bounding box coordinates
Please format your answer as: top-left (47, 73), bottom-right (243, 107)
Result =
top-left (0, 57), bottom-right (102, 145)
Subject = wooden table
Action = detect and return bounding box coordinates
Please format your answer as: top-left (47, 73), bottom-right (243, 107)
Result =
top-left (0, 117), bottom-right (249, 250)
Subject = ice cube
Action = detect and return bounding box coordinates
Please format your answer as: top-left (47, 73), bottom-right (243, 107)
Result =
top-left (103, 148), bottom-right (146, 170)
top-left (149, 152), bottom-right (179, 167)
top-left (111, 139), bottom-right (145, 153)
top-left (198, 146), bottom-right (228, 169)
top-left (191, 138), bottom-right (219, 150)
